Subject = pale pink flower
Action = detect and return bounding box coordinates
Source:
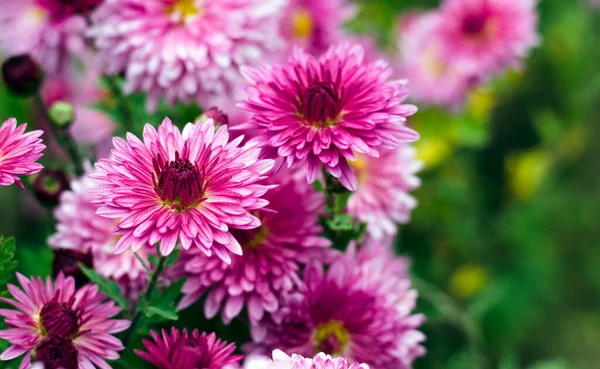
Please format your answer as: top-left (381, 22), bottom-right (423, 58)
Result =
top-left (346, 145), bottom-right (422, 239)
top-left (88, 0), bottom-right (285, 112)
top-left (244, 350), bottom-right (369, 369)
top-left (0, 118), bottom-right (45, 189)
top-left (239, 42), bottom-right (419, 191)
top-left (90, 117), bottom-right (275, 263)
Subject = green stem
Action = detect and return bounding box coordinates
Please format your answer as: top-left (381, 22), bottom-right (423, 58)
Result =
top-left (104, 76), bottom-right (134, 133)
top-left (34, 94), bottom-right (84, 176)
top-left (121, 255), bottom-right (167, 347)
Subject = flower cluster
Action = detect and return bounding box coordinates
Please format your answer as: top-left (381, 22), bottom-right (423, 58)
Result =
top-left (398, 0), bottom-right (539, 108)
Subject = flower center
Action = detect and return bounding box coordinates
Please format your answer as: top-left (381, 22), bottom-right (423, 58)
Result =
top-left (230, 212), bottom-right (267, 249)
top-left (167, 0), bottom-right (200, 20)
top-left (40, 301), bottom-right (79, 337)
top-left (302, 83), bottom-right (339, 125)
top-left (350, 154), bottom-right (368, 184)
top-left (292, 8), bottom-right (314, 39)
top-left (313, 320), bottom-right (349, 355)
top-left (154, 152), bottom-right (205, 209)
top-left (186, 336), bottom-right (212, 368)
top-left (36, 335), bottom-right (78, 369)
top-left (461, 13), bottom-right (496, 42)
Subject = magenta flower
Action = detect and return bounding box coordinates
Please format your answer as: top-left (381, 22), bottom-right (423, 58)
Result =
top-left (244, 350), bottom-right (369, 369)
top-left (397, 12), bottom-right (478, 108)
top-left (48, 163), bottom-right (149, 299)
top-left (250, 246), bottom-right (425, 369)
top-left (90, 118), bottom-right (275, 263)
top-left (346, 145), bottom-right (423, 240)
top-left (0, 118), bottom-right (45, 189)
top-left (438, 0), bottom-right (540, 76)
top-left (176, 167), bottom-right (334, 324)
top-left (88, 0), bottom-right (284, 112)
top-left (280, 0), bottom-right (356, 56)
top-left (0, 273), bottom-right (130, 369)
top-left (239, 42), bottom-right (419, 191)
top-left (135, 328), bottom-right (242, 369)
top-left (0, 0), bottom-right (87, 75)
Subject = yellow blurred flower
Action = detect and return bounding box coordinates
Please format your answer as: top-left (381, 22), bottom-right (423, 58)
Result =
top-left (506, 149), bottom-right (552, 200)
top-left (415, 137), bottom-right (453, 169)
top-left (449, 265), bottom-right (488, 299)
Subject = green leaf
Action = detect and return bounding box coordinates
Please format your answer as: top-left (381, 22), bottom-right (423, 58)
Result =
top-left (327, 214), bottom-right (355, 231)
top-left (333, 192), bottom-right (352, 214)
top-left (0, 236), bottom-right (18, 287)
top-left (142, 304), bottom-right (178, 321)
top-left (78, 263), bottom-right (128, 310)
top-left (165, 249), bottom-right (180, 267)
top-left (312, 180), bottom-right (325, 193)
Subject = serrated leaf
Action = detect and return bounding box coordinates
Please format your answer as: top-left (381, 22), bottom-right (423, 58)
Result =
top-left (78, 264), bottom-right (128, 310)
top-left (0, 237), bottom-right (18, 286)
top-left (143, 305), bottom-right (178, 321)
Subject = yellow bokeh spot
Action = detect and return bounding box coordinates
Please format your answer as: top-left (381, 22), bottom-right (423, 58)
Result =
top-left (166, 0), bottom-right (200, 19)
top-left (292, 9), bottom-right (314, 40)
top-left (313, 320), bottom-right (349, 355)
top-left (467, 87), bottom-right (496, 122)
top-left (422, 45), bottom-right (446, 78)
top-left (350, 154), bottom-right (368, 183)
top-left (450, 265), bottom-right (488, 299)
top-left (415, 137), bottom-right (453, 169)
top-left (506, 149), bottom-right (552, 200)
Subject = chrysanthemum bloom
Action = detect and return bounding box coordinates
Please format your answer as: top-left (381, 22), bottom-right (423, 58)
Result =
top-left (346, 145), bottom-right (423, 240)
top-left (280, 0), bottom-right (356, 56)
top-left (136, 328), bottom-right (242, 369)
top-left (0, 273), bottom-right (130, 369)
top-left (48, 163), bottom-right (149, 299)
top-left (0, 118), bottom-right (45, 189)
top-left (250, 246), bottom-right (425, 369)
top-left (176, 167), bottom-right (333, 324)
top-left (397, 13), bottom-right (478, 108)
top-left (239, 42), bottom-right (419, 191)
top-left (88, 0), bottom-right (284, 112)
top-left (90, 117), bottom-right (275, 262)
top-left (244, 350), bottom-right (368, 369)
top-left (438, 0), bottom-right (540, 76)
top-left (0, 0), bottom-right (87, 75)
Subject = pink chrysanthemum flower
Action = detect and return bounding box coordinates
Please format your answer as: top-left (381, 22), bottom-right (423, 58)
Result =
top-left (397, 13), bottom-right (478, 108)
top-left (0, 118), bottom-right (45, 189)
top-left (0, 0), bottom-right (87, 75)
top-left (244, 350), bottom-right (368, 369)
top-left (346, 145), bottom-right (423, 240)
top-left (176, 167), bottom-right (334, 324)
top-left (48, 163), bottom-right (149, 299)
top-left (88, 0), bottom-right (284, 112)
top-left (438, 0), bottom-right (540, 75)
top-left (0, 273), bottom-right (130, 369)
top-left (280, 0), bottom-right (356, 56)
top-left (90, 117), bottom-right (275, 262)
top-left (250, 246), bottom-right (425, 369)
top-left (239, 42), bottom-right (419, 191)
top-left (135, 328), bottom-right (242, 369)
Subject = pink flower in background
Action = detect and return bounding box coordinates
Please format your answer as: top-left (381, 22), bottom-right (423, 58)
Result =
top-left (0, 0), bottom-right (87, 75)
top-left (280, 0), bottom-right (356, 56)
top-left (244, 350), bottom-right (369, 369)
top-left (0, 273), bottom-right (130, 369)
top-left (135, 328), bottom-right (242, 369)
top-left (0, 118), bottom-right (45, 189)
top-left (48, 163), bottom-right (149, 300)
top-left (90, 118), bottom-right (275, 262)
top-left (176, 167), bottom-right (334, 324)
top-left (346, 145), bottom-right (422, 240)
top-left (250, 246), bottom-right (425, 369)
top-left (397, 12), bottom-right (478, 108)
top-left (88, 0), bottom-right (285, 112)
top-left (239, 42), bottom-right (419, 191)
top-left (438, 0), bottom-right (540, 76)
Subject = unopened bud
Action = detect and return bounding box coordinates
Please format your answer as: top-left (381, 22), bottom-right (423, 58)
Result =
top-left (1, 55), bottom-right (43, 97)
top-left (49, 101), bottom-right (75, 129)
top-left (200, 107), bottom-right (229, 127)
top-left (33, 168), bottom-right (70, 205)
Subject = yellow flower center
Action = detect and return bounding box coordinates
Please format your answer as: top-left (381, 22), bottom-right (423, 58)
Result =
top-left (292, 8), bottom-right (314, 40)
top-left (167, 0), bottom-right (201, 20)
top-left (313, 320), bottom-right (350, 355)
top-left (349, 154), bottom-right (368, 184)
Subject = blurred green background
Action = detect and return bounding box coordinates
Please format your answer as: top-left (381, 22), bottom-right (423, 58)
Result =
top-left (1, 0), bottom-right (599, 368)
